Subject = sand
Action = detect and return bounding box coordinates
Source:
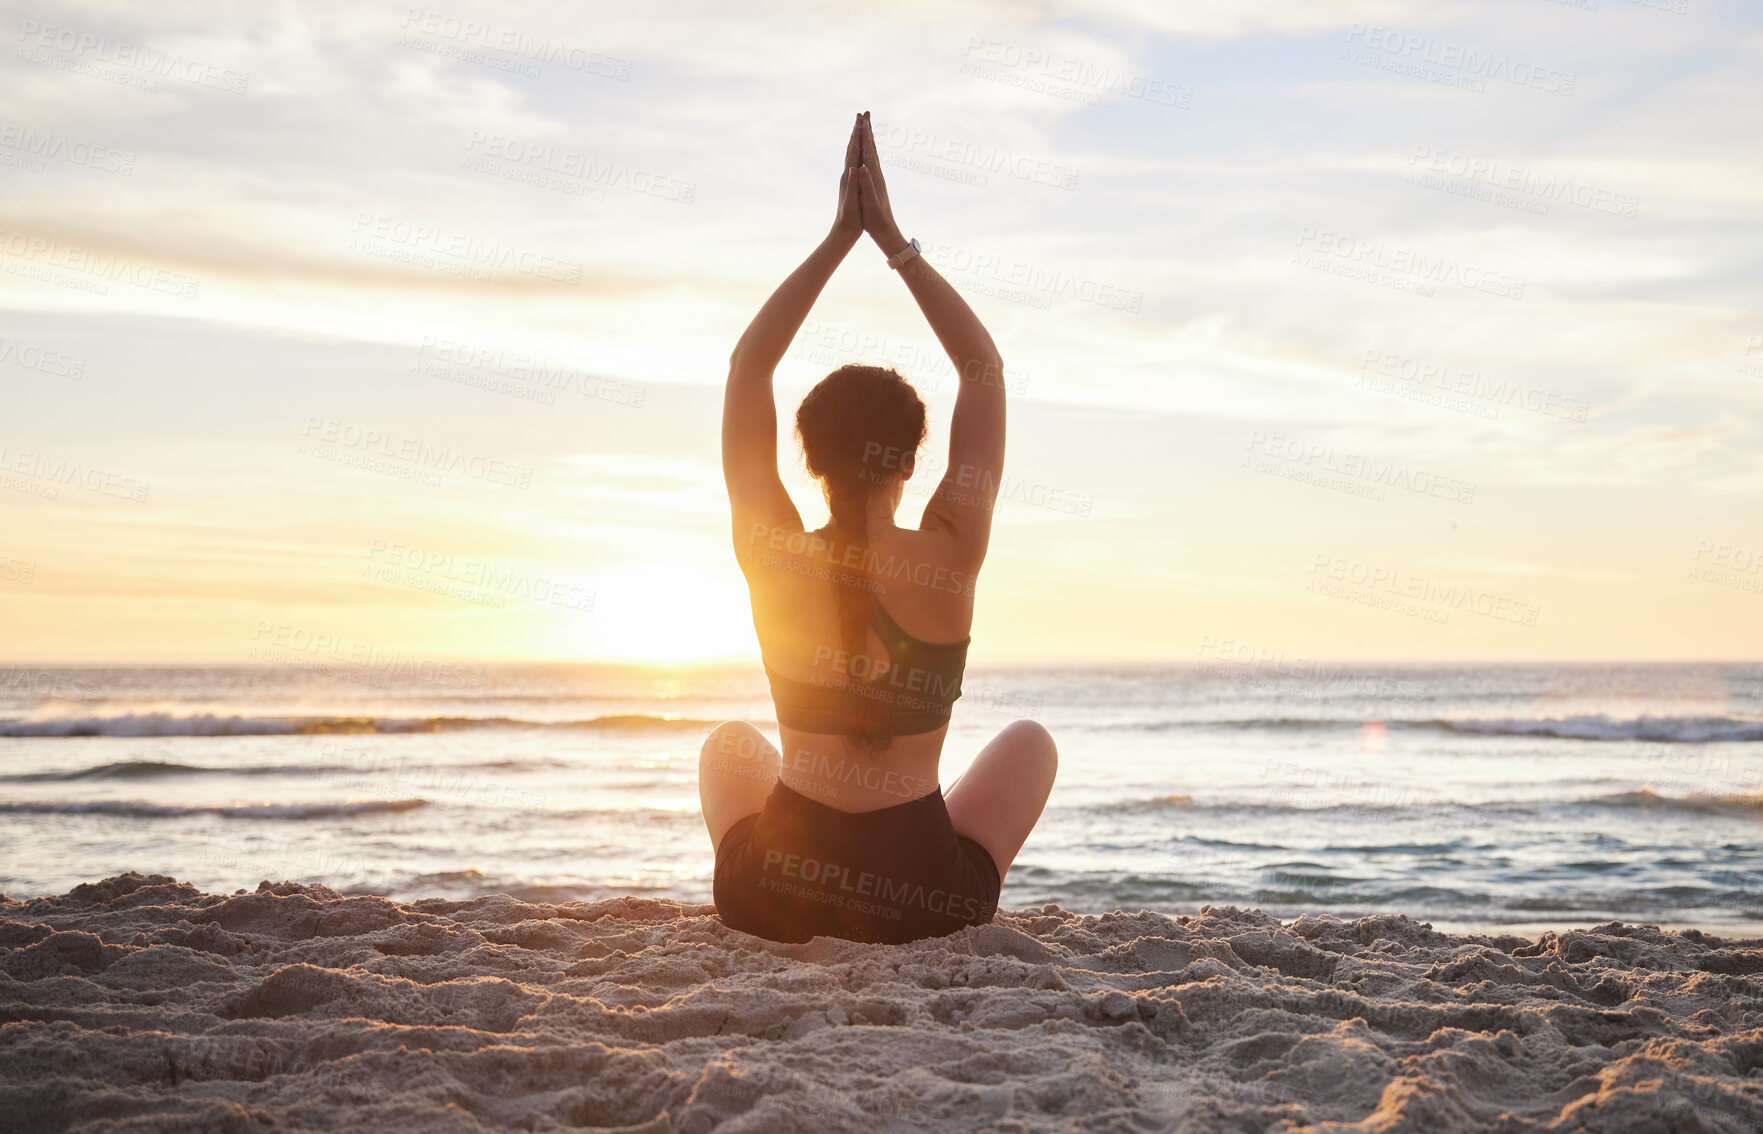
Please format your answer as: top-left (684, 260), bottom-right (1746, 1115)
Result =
top-left (2, 874), bottom-right (1760, 1132)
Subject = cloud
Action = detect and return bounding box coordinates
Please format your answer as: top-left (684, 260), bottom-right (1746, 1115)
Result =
top-left (2, 0), bottom-right (1759, 661)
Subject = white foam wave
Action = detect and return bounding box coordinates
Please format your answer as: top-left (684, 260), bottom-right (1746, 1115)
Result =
top-left (0, 799), bottom-right (431, 820)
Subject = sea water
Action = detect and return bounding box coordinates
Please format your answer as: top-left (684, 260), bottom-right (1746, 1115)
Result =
top-left (2, 662), bottom-right (1760, 935)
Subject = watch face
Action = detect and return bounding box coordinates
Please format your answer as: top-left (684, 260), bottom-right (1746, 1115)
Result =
top-left (910, 238), bottom-right (921, 252)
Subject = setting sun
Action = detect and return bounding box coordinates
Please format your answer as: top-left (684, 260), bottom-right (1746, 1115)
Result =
top-left (586, 565), bottom-right (755, 663)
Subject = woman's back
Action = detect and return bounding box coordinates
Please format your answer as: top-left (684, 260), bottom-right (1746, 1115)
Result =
top-left (742, 519), bottom-right (979, 811)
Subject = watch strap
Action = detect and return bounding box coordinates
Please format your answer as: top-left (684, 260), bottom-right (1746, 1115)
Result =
top-left (886, 237), bottom-right (921, 270)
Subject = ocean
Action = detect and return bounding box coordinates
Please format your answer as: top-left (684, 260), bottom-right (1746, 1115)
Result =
top-left (2, 661), bottom-right (1760, 935)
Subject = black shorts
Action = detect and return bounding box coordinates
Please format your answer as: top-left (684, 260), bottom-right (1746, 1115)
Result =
top-left (714, 781), bottom-right (1001, 945)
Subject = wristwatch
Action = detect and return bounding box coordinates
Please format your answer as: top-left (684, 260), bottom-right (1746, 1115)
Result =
top-left (886, 237), bottom-right (922, 270)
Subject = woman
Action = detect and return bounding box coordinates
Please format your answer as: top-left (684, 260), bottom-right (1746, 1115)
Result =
top-left (699, 112), bottom-right (1057, 945)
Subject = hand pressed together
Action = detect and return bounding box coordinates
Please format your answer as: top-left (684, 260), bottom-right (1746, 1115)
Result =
top-left (830, 113), bottom-right (865, 244)
top-left (830, 111), bottom-right (908, 257)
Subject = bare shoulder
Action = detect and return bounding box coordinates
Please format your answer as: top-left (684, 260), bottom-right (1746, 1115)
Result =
top-left (734, 521), bottom-right (871, 607)
top-left (733, 517), bottom-right (817, 576)
top-left (866, 526), bottom-right (980, 617)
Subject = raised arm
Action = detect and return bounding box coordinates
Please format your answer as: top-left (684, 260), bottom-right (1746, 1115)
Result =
top-left (723, 116), bottom-right (866, 533)
top-left (855, 113), bottom-right (1005, 563)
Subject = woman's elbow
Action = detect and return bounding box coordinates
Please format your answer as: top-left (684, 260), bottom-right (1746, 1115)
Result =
top-left (728, 347), bottom-right (770, 381)
top-left (961, 355), bottom-right (1007, 388)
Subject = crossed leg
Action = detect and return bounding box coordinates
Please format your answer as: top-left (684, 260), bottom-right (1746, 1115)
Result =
top-left (699, 717), bottom-right (1056, 881)
top-left (944, 719), bottom-right (1058, 884)
top-left (698, 721), bottom-right (781, 852)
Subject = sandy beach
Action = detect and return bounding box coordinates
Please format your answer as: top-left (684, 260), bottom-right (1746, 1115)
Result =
top-left (0, 873), bottom-right (1757, 1132)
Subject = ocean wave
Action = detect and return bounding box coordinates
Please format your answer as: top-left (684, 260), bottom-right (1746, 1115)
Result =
top-left (1104, 717), bottom-right (1361, 733)
top-left (1089, 787), bottom-right (1763, 818)
top-left (0, 755), bottom-right (581, 783)
top-left (0, 795), bottom-right (710, 822)
top-left (0, 799), bottom-right (431, 820)
top-left (1082, 796), bottom-right (1431, 819)
top-left (12, 709), bottom-right (1752, 742)
top-left (1434, 715), bottom-right (1763, 743)
top-left (1580, 788), bottom-right (1763, 815)
top-left (1102, 713), bottom-right (1763, 743)
top-left (0, 760), bottom-right (307, 782)
top-left (1103, 792), bottom-right (1197, 811)
top-left (0, 712), bottom-right (723, 738)
top-left (0, 713), bottom-right (301, 737)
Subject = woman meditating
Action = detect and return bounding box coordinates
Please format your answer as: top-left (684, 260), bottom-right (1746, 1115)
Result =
top-left (699, 112), bottom-right (1058, 945)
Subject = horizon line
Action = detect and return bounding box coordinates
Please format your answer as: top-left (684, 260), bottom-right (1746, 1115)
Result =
top-left (3, 657), bottom-right (1761, 670)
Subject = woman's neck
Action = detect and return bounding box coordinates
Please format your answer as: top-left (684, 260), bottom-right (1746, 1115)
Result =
top-left (863, 492), bottom-right (901, 534)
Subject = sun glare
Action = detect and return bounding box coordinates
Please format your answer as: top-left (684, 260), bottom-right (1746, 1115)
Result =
top-left (588, 566), bottom-right (755, 664)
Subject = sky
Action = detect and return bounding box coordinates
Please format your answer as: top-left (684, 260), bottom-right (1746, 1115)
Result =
top-left (1, 0), bottom-right (1759, 666)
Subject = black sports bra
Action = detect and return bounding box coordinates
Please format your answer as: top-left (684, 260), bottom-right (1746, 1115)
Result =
top-left (763, 602), bottom-right (969, 735)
